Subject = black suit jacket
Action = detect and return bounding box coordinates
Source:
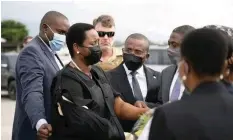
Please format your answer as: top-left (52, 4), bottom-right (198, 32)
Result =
top-left (107, 63), bottom-right (162, 132)
top-left (149, 82), bottom-right (233, 140)
top-left (158, 64), bottom-right (189, 103)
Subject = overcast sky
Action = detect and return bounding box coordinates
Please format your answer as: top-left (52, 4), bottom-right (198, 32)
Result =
top-left (1, 0), bottom-right (233, 42)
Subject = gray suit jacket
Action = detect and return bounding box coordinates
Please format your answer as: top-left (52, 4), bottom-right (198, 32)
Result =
top-left (12, 36), bottom-right (61, 140)
top-left (158, 65), bottom-right (189, 103)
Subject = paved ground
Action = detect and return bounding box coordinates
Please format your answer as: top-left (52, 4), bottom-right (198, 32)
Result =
top-left (1, 91), bottom-right (15, 140)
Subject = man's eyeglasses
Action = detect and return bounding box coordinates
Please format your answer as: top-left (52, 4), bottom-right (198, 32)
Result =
top-left (98, 31), bottom-right (115, 37)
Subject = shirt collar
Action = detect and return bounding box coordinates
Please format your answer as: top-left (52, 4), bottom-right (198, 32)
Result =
top-left (123, 63), bottom-right (144, 76)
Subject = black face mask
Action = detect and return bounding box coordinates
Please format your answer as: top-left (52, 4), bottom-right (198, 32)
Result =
top-left (123, 53), bottom-right (143, 71)
top-left (83, 45), bottom-right (102, 65)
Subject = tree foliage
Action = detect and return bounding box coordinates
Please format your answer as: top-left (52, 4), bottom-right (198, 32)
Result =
top-left (1, 20), bottom-right (28, 43)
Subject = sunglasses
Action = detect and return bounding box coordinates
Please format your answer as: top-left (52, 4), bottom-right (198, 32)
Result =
top-left (97, 31), bottom-right (115, 37)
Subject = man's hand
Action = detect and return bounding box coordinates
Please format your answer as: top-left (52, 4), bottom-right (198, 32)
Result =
top-left (37, 124), bottom-right (52, 140)
top-left (134, 101), bottom-right (148, 108)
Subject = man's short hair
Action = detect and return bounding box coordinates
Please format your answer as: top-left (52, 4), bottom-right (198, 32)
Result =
top-left (172, 25), bottom-right (195, 35)
top-left (66, 23), bottom-right (94, 58)
top-left (93, 15), bottom-right (115, 28)
top-left (125, 33), bottom-right (150, 51)
top-left (181, 28), bottom-right (228, 77)
top-left (40, 11), bottom-right (68, 30)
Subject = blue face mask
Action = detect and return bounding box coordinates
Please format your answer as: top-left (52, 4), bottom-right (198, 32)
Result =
top-left (45, 25), bottom-right (66, 51)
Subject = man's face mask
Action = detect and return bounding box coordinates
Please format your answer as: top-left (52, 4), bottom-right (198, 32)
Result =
top-left (81, 45), bottom-right (102, 65)
top-left (123, 53), bottom-right (143, 71)
top-left (167, 47), bottom-right (181, 65)
top-left (45, 25), bottom-right (66, 51)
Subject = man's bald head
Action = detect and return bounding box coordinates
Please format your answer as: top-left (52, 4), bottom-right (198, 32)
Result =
top-left (39, 11), bottom-right (70, 42)
top-left (40, 11), bottom-right (68, 31)
top-left (125, 33), bottom-right (150, 52)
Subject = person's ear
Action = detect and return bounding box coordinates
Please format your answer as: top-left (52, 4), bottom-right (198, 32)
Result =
top-left (183, 60), bottom-right (189, 74)
top-left (178, 60), bottom-right (189, 81)
top-left (73, 43), bottom-right (80, 54)
top-left (222, 60), bottom-right (230, 79)
top-left (42, 24), bottom-right (48, 33)
top-left (145, 53), bottom-right (150, 59)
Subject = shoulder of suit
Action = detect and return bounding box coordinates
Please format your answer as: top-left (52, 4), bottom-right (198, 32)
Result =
top-left (107, 63), bottom-right (122, 74)
top-left (19, 43), bottom-right (40, 57)
top-left (144, 65), bottom-right (160, 75)
top-left (162, 65), bottom-right (177, 73)
top-left (155, 99), bottom-right (186, 115)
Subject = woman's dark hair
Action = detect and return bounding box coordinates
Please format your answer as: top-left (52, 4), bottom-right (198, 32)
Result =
top-left (66, 23), bottom-right (95, 58)
top-left (181, 28), bottom-right (228, 77)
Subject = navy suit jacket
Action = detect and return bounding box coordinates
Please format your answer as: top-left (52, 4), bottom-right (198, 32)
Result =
top-left (12, 36), bottom-right (61, 140)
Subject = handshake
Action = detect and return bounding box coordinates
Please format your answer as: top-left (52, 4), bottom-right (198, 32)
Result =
top-left (134, 101), bottom-right (149, 109)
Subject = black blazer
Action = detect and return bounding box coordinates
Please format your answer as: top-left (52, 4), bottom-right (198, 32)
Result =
top-left (149, 81), bottom-right (233, 140)
top-left (107, 63), bottom-right (162, 106)
top-left (107, 63), bottom-right (162, 132)
top-left (158, 64), bottom-right (189, 103)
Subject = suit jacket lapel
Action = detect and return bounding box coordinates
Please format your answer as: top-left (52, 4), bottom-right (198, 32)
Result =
top-left (36, 36), bottom-right (60, 71)
top-left (115, 64), bottom-right (135, 103)
top-left (162, 65), bottom-right (177, 103)
top-left (144, 65), bottom-right (156, 95)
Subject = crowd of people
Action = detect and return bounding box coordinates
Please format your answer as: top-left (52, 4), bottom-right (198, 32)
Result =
top-left (11, 10), bottom-right (233, 140)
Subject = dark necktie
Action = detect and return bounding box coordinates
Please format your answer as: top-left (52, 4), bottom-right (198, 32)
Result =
top-left (170, 77), bottom-right (181, 101)
top-left (131, 71), bottom-right (143, 101)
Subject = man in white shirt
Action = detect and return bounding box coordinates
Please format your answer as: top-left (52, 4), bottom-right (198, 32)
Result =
top-left (12, 11), bottom-right (70, 140)
top-left (107, 33), bottom-right (161, 132)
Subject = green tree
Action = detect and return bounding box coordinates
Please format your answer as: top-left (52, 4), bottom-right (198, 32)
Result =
top-left (1, 20), bottom-right (28, 43)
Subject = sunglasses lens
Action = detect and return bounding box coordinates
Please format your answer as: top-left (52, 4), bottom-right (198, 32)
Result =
top-left (107, 32), bottom-right (115, 37)
top-left (98, 32), bottom-right (115, 37)
top-left (98, 32), bottom-right (105, 37)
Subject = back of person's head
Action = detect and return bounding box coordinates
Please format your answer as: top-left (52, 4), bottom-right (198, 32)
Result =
top-left (66, 23), bottom-right (95, 58)
top-left (93, 15), bottom-right (115, 28)
top-left (181, 28), bottom-right (228, 77)
top-left (172, 25), bottom-right (195, 35)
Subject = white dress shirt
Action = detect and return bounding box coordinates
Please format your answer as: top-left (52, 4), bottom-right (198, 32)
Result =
top-left (36, 37), bottom-right (63, 131)
top-left (169, 69), bottom-right (185, 101)
top-left (123, 64), bottom-right (148, 100)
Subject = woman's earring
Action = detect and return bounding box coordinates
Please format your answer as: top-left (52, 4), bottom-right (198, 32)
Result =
top-left (77, 51), bottom-right (80, 54)
top-left (182, 75), bottom-right (187, 81)
top-left (220, 74), bottom-right (224, 80)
